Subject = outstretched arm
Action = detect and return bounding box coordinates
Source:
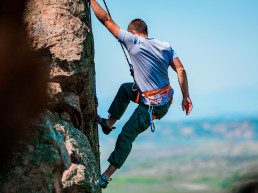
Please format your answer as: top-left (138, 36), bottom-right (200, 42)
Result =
top-left (90, 0), bottom-right (120, 39)
top-left (170, 58), bottom-right (193, 115)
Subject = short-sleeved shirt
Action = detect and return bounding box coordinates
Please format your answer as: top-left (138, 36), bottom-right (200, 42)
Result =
top-left (118, 29), bottom-right (178, 106)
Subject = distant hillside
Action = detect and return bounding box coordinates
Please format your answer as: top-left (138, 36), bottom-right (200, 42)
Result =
top-left (100, 119), bottom-right (258, 147)
top-left (100, 118), bottom-right (258, 193)
top-left (155, 118), bottom-right (258, 139)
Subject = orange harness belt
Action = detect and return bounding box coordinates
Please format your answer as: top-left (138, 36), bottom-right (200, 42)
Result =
top-left (144, 83), bottom-right (171, 98)
top-left (135, 83), bottom-right (172, 120)
top-left (135, 83), bottom-right (172, 104)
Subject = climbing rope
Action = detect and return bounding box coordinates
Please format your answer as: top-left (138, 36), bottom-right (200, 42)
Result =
top-left (92, 0), bottom-right (160, 133)
top-left (102, 0), bottom-right (158, 133)
top-left (102, 0), bottom-right (139, 92)
top-left (102, 0), bottom-right (133, 71)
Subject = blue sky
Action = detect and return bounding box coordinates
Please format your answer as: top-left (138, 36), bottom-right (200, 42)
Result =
top-left (92, 0), bottom-right (258, 122)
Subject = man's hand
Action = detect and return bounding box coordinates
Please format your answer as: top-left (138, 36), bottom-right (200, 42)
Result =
top-left (182, 97), bottom-right (193, 115)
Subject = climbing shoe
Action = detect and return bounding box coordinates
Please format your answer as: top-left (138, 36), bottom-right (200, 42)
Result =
top-left (99, 174), bottom-right (112, 189)
top-left (97, 115), bottom-right (115, 135)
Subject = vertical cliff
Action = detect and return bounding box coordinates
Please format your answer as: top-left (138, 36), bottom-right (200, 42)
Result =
top-left (0, 0), bottom-right (101, 192)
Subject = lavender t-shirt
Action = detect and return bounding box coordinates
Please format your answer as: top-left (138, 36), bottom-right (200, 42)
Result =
top-left (118, 29), bottom-right (177, 105)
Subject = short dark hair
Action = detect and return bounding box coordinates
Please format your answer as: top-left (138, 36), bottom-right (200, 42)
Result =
top-left (128, 19), bottom-right (148, 35)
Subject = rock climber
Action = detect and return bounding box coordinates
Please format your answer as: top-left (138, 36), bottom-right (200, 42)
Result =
top-left (90, 0), bottom-right (193, 189)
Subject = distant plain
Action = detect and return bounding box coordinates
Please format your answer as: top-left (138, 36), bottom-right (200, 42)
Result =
top-left (99, 118), bottom-right (258, 193)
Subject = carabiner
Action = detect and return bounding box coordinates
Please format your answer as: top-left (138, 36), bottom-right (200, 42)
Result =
top-left (148, 105), bottom-right (155, 133)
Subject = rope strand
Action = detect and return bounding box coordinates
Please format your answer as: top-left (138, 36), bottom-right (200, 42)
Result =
top-left (103, 0), bottom-right (111, 17)
top-left (102, 0), bottom-right (133, 70)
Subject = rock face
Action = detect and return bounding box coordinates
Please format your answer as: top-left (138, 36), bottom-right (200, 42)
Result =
top-left (0, 0), bottom-right (100, 192)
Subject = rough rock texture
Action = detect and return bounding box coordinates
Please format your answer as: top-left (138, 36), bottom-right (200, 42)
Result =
top-left (0, 113), bottom-right (71, 193)
top-left (55, 121), bottom-right (99, 192)
top-left (0, 0), bottom-right (100, 192)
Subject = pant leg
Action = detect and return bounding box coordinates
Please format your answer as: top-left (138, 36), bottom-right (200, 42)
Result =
top-left (108, 104), bottom-right (150, 169)
top-left (108, 82), bottom-right (138, 120)
top-left (107, 101), bottom-right (172, 169)
top-left (153, 100), bottom-right (172, 119)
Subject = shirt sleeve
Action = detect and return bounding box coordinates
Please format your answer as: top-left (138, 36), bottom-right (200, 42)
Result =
top-left (118, 29), bottom-right (138, 51)
top-left (169, 46), bottom-right (178, 62)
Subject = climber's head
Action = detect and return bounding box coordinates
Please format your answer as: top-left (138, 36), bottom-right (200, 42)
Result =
top-left (128, 19), bottom-right (148, 37)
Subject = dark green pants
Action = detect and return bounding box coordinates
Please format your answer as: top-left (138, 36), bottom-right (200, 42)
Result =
top-left (107, 83), bottom-right (171, 169)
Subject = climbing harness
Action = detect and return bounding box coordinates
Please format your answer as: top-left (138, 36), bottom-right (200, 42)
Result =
top-left (135, 83), bottom-right (173, 105)
top-left (136, 83), bottom-right (173, 133)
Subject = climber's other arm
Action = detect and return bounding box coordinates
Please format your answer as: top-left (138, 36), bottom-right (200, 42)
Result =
top-left (170, 58), bottom-right (193, 115)
top-left (90, 0), bottom-right (120, 39)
